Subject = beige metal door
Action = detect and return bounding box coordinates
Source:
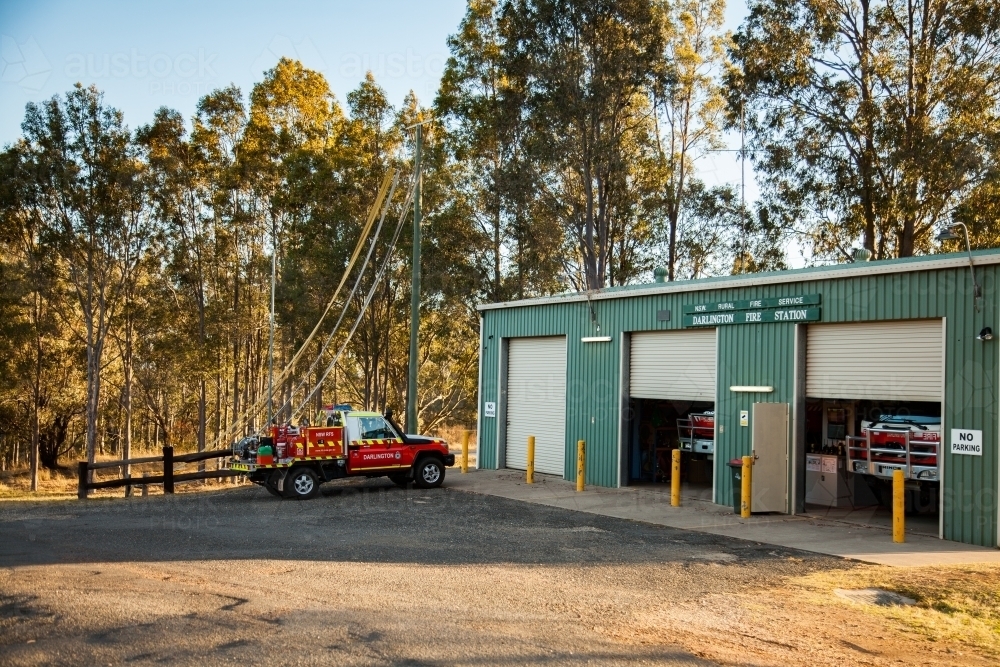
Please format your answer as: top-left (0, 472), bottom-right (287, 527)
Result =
top-left (505, 336), bottom-right (567, 476)
top-left (752, 402), bottom-right (789, 513)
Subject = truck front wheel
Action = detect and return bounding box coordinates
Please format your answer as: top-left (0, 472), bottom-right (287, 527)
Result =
top-left (414, 458), bottom-right (445, 489)
top-left (284, 467), bottom-right (320, 500)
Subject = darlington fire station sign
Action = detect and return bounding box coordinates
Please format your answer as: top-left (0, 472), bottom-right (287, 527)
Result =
top-left (683, 294), bottom-right (822, 327)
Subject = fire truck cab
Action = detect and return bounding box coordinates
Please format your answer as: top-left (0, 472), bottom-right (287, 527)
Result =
top-left (227, 406), bottom-right (455, 500)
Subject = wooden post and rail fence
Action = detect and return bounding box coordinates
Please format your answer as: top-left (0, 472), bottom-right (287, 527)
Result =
top-left (77, 446), bottom-right (241, 499)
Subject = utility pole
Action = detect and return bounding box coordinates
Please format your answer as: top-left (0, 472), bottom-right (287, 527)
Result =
top-left (268, 244), bottom-right (276, 428)
top-left (406, 124), bottom-right (422, 433)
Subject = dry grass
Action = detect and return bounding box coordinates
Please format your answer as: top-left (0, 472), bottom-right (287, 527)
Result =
top-left (428, 424), bottom-right (476, 445)
top-left (784, 563), bottom-right (1000, 657)
top-left (0, 455), bottom-right (246, 502)
top-left (0, 465), bottom-right (79, 499)
top-left (429, 424), bottom-right (478, 465)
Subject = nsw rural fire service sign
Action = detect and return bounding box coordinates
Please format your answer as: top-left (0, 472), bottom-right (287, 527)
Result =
top-left (951, 429), bottom-right (983, 456)
top-left (682, 294), bottom-right (821, 327)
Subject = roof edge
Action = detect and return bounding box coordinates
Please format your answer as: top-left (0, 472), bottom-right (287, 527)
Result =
top-left (477, 251), bottom-right (1000, 312)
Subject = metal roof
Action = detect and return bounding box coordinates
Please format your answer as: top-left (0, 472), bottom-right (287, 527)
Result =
top-left (478, 249), bottom-right (1000, 311)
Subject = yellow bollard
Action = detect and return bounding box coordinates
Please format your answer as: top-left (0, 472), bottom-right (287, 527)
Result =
top-left (671, 448), bottom-right (681, 507)
top-left (461, 431), bottom-right (470, 473)
top-left (740, 455), bottom-right (753, 518)
top-left (526, 435), bottom-right (535, 484)
top-left (893, 469), bottom-right (905, 543)
top-left (576, 440), bottom-right (586, 492)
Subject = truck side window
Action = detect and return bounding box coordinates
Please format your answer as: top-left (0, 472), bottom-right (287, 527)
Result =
top-left (358, 417), bottom-right (393, 440)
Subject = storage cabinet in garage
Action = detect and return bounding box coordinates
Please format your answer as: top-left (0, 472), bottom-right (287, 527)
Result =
top-left (805, 454), bottom-right (850, 507)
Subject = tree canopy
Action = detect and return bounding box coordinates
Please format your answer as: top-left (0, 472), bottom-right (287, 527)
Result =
top-left (2, 0), bottom-right (999, 482)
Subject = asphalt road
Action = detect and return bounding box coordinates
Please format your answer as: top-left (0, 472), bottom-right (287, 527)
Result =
top-left (0, 479), bottom-right (869, 666)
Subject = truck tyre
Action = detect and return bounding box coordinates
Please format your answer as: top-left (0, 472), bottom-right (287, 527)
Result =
top-left (284, 467), bottom-right (320, 500)
top-left (264, 470), bottom-right (282, 497)
top-left (414, 457), bottom-right (445, 489)
top-left (389, 473), bottom-right (410, 489)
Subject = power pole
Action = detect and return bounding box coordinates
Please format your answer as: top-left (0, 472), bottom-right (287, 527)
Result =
top-left (268, 246), bottom-right (276, 428)
top-left (406, 124), bottom-right (422, 433)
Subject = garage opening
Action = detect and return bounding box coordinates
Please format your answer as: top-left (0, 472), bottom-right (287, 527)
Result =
top-left (627, 330), bottom-right (716, 500)
top-left (804, 321), bottom-right (943, 536)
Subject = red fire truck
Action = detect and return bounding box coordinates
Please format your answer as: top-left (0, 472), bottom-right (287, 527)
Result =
top-left (676, 411), bottom-right (715, 455)
top-left (847, 414), bottom-right (940, 482)
top-left (227, 406), bottom-right (455, 499)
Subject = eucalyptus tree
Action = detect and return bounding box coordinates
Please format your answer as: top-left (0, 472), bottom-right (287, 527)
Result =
top-left (191, 85), bottom-right (249, 441)
top-left (0, 143), bottom-right (57, 487)
top-left (137, 107), bottom-right (216, 454)
top-left (729, 0), bottom-right (1000, 260)
top-left (438, 0), bottom-right (564, 301)
top-left (503, 0), bottom-right (668, 289)
top-left (16, 84), bottom-right (149, 471)
top-left (652, 0), bottom-right (728, 280)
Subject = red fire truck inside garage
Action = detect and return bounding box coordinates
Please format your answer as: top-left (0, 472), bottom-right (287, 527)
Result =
top-left (227, 407), bottom-right (455, 499)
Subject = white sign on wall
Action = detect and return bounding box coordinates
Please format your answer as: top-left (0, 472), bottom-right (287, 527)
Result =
top-left (951, 429), bottom-right (983, 456)
top-left (484, 401), bottom-right (496, 418)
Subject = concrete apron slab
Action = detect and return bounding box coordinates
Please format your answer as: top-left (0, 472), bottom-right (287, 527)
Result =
top-left (448, 469), bottom-right (1000, 567)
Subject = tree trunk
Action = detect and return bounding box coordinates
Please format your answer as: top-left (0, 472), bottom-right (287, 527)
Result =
top-left (214, 368), bottom-right (222, 447)
top-left (29, 297), bottom-right (42, 491)
top-left (122, 319), bottom-right (133, 494)
top-left (29, 400), bottom-right (39, 491)
top-left (198, 378), bottom-right (207, 452)
top-left (582, 148), bottom-right (597, 290)
top-left (86, 342), bottom-right (100, 478)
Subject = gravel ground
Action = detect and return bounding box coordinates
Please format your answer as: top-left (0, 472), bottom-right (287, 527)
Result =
top-left (0, 479), bottom-right (992, 666)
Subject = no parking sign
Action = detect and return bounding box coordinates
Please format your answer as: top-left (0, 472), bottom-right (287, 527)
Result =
top-left (950, 429), bottom-right (983, 456)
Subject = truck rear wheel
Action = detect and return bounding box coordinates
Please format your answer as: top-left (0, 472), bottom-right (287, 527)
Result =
top-left (284, 467), bottom-right (320, 500)
top-left (264, 471), bottom-right (282, 497)
top-left (414, 458), bottom-right (445, 489)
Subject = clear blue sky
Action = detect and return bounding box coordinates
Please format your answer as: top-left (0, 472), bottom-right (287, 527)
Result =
top-left (1, 0), bottom-right (776, 259)
top-left (0, 0), bottom-right (468, 141)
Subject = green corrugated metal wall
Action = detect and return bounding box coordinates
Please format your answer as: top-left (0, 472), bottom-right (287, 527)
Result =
top-left (715, 323), bottom-right (795, 508)
top-left (478, 261), bottom-right (999, 547)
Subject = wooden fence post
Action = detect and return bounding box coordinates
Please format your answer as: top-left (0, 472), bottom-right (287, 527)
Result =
top-left (77, 461), bottom-right (89, 499)
top-left (163, 445), bottom-right (174, 494)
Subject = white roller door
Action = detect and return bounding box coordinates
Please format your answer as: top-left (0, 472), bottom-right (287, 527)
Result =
top-left (506, 337), bottom-right (567, 475)
top-left (630, 330), bottom-right (717, 401)
top-left (807, 320), bottom-right (943, 401)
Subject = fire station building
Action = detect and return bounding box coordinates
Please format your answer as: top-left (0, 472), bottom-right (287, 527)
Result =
top-left (475, 250), bottom-right (1000, 548)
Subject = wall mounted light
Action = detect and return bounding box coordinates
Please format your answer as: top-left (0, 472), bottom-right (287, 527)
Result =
top-left (729, 385), bottom-right (774, 393)
top-left (581, 336), bottom-right (613, 343)
top-left (977, 327), bottom-right (993, 341)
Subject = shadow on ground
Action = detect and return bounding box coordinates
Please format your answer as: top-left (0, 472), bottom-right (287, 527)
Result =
top-left (0, 480), bottom-right (841, 573)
